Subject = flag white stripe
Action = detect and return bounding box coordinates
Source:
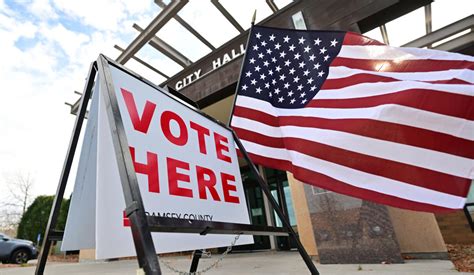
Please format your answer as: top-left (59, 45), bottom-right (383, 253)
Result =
top-left (328, 66), bottom-right (474, 84)
top-left (232, 116), bottom-right (473, 178)
top-left (339, 45), bottom-right (474, 62)
top-left (235, 96), bottom-right (474, 141)
top-left (240, 139), bottom-right (466, 209)
top-left (317, 81), bottom-right (474, 100)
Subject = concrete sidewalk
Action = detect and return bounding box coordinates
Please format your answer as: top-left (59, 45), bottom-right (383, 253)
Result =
top-left (0, 251), bottom-right (468, 275)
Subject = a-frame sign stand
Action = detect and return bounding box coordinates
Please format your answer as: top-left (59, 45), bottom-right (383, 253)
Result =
top-left (35, 55), bottom-right (320, 275)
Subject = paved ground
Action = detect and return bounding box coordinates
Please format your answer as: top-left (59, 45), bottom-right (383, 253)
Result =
top-left (0, 251), bottom-right (470, 274)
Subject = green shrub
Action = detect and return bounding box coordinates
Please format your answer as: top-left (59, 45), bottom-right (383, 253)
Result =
top-left (16, 196), bottom-right (69, 246)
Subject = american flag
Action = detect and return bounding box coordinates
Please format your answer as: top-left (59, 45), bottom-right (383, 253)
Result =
top-left (230, 25), bottom-right (474, 213)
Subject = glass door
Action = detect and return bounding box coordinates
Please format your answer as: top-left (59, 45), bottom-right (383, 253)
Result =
top-left (232, 168), bottom-right (271, 251)
top-left (266, 168), bottom-right (298, 250)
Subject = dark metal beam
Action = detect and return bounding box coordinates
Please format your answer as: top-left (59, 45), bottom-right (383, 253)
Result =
top-left (155, 0), bottom-right (216, 50)
top-left (48, 230), bottom-right (64, 241)
top-left (464, 203), bottom-right (474, 232)
top-left (266, 0), bottom-right (279, 12)
top-left (133, 23), bottom-right (192, 68)
top-left (98, 55), bottom-right (162, 274)
top-left (116, 0), bottom-right (188, 64)
top-left (147, 217), bottom-right (290, 236)
top-left (211, 0), bottom-right (245, 33)
top-left (35, 62), bottom-right (97, 275)
top-left (189, 250), bottom-right (202, 273)
top-left (114, 45), bottom-right (170, 79)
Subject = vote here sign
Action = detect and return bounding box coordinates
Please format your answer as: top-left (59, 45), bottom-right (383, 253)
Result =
top-left (62, 62), bottom-right (252, 259)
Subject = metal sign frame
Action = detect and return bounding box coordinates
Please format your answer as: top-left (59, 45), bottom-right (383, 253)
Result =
top-left (35, 55), bottom-right (320, 275)
top-left (464, 202), bottom-right (474, 232)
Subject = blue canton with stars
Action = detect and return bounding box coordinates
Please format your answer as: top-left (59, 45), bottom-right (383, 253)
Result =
top-left (237, 25), bottom-right (345, 109)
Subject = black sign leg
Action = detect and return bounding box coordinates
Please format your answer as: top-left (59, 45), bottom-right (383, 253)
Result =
top-left (464, 203), bottom-right (474, 232)
top-left (189, 250), bottom-right (203, 273)
top-left (232, 130), bottom-right (320, 275)
top-left (35, 62), bottom-right (97, 275)
top-left (97, 55), bottom-right (161, 275)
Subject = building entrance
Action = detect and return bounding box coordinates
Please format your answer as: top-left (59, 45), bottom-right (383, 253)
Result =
top-left (232, 169), bottom-right (271, 251)
top-left (266, 168), bottom-right (298, 250)
top-left (232, 167), bottom-right (298, 251)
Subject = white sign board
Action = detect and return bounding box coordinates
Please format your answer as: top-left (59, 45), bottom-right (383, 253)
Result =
top-left (62, 62), bottom-right (252, 259)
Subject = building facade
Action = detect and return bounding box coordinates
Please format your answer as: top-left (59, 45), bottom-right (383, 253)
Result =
top-left (75, 0), bottom-right (474, 263)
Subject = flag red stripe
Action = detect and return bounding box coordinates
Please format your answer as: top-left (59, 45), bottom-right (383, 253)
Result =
top-left (342, 32), bottom-right (386, 46)
top-left (233, 106), bottom-right (474, 159)
top-left (307, 88), bottom-right (474, 120)
top-left (331, 57), bottom-right (474, 72)
top-left (233, 27), bottom-right (474, 213)
top-left (245, 152), bottom-right (456, 213)
top-left (322, 74), bottom-right (472, 89)
top-left (428, 78), bottom-right (472, 85)
top-left (234, 127), bottom-right (471, 197)
top-left (323, 74), bottom-right (399, 89)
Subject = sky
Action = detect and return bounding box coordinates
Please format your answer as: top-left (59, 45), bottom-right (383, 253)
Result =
top-left (0, 0), bottom-right (164, 203)
top-left (0, 0), bottom-right (472, 205)
top-left (0, 0), bottom-right (287, 203)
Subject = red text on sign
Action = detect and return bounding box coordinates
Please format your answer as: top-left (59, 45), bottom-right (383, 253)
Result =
top-left (130, 147), bottom-right (239, 204)
top-left (121, 90), bottom-right (233, 164)
top-left (121, 88), bottom-right (156, 134)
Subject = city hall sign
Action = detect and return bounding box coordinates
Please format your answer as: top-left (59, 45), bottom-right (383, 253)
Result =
top-left (174, 43), bottom-right (246, 91)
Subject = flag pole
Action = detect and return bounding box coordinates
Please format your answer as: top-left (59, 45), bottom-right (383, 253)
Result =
top-left (251, 9), bottom-right (257, 25)
top-left (227, 9), bottom-right (256, 127)
top-left (227, 10), bottom-right (320, 274)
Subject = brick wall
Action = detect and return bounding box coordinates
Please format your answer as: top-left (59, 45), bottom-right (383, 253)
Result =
top-left (435, 211), bottom-right (474, 244)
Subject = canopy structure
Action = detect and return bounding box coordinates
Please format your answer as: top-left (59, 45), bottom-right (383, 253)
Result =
top-left (67, 0), bottom-right (473, 115)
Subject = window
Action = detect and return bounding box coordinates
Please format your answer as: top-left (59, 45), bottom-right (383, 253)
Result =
top-left (362, 0), bottom-right (474, 47)
top-left (292, 11), bottom-right (307, 30)
top-left (385, 7), bottom-right (425, 46)
top-left (363, 27), bottom-right (384, 44)
top-left (431, 0), bottom-right (474, 31)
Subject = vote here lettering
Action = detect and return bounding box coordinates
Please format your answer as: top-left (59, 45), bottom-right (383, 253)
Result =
top-left (120, 88), bottom-right (239, 204)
